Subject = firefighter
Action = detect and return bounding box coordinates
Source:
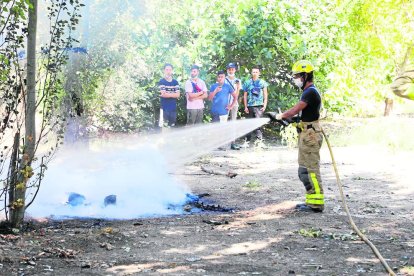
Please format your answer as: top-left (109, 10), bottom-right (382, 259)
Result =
top-left (275, 60), bottom-right (324, 212)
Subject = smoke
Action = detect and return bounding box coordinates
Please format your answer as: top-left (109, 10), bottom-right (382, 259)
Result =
top-left (26, 142), bottom-right (189, 219)
top-left (26, 118), bottom-right (269, 219)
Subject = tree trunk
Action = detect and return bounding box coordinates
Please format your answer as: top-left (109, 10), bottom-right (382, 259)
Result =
top-left (384, 98), bottom-right (393, 116)
top-left (9, 0), bottom-right (37, 228)
top-left (7, 132), bottom-right (20, 221)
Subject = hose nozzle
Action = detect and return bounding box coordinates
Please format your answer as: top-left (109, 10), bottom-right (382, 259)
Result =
top-left (265, 112), bottom-right (278, 122)
top-left (265, 112), bottom-right (290, 126)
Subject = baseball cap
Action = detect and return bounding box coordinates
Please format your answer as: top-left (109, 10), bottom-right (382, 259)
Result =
top-left (191, 64), bottom-right (200, 70)
top-left (226, 63), bottom-right (237, 69)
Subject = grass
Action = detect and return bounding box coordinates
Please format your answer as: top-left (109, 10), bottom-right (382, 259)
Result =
top-left (243, 180), bottom-right (262, 190)
top-left (326, 117), bottom-right (414, 152)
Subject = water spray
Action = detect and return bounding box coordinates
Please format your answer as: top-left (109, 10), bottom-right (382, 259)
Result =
top-left (26, 118), bottom-right (269, 220)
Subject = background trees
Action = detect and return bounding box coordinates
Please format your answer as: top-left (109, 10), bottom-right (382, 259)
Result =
top-left (1, 0), bottom-right (413, 227)
top-left (67, 0), bottom-right (413, 132)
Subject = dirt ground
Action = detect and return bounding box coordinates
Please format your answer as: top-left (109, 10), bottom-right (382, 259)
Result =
top-left (1, 140), bottom-right (413, 275)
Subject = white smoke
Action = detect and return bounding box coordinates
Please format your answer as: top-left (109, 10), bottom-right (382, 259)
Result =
top-left (26, 118), bottom-right (269, 219)
top-left (27, 142), bottom-right (190, 219)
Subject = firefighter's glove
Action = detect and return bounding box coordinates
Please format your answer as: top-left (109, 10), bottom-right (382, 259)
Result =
top-left (275, 113), bottom-right (283, 120)
top-left (265, 112), bottom-right (289, 126)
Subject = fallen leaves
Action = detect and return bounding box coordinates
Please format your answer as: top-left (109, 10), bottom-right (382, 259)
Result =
top-left (0, 234), bottom-right (20, 241)
top-left (37, 247), bottom-right (78, 259)
top-left (296, 228), bottom-right (362, 241)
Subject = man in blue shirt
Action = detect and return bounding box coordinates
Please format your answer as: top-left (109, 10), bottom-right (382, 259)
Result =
top-left (158, 64), bottom-right (180, 127)
top-left (208, 71), bottom-right (237, 123)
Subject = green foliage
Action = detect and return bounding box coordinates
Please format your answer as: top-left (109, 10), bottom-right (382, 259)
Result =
top-left (62, 0), bottom-right (414, 132)
top-left (325, 0), bottom-right (414, 115)
top-left (297, 227), bottom-right (323, 238)
top-left (297, 228), bottom-right (361, 241)
top-left (243, 179), bottom-right (262, 190)
top-left (280, 125), bottom-right (298, 148)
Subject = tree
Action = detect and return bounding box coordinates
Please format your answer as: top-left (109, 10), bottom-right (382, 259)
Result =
top-left (8, 0), bottom-right (38, 227)
top-left (325, 0), bottom-right (414, 116)
top-left (0, 0), bottom-right (83, 228)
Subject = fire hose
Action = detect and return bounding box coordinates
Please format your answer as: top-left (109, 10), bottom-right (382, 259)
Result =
top-left (321, 128), bottom-right (395, 276)
top-left (266, 113), bottom-right (396, 275)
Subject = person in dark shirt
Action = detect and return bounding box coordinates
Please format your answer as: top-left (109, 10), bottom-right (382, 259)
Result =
top-left (158, 63), bottom-right (180, 127)
top-left (275, 60), bottom-right (324, 213)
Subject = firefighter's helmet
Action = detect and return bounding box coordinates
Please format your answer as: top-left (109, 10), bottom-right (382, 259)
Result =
top-left (292, 60), bottom-right (314, 74)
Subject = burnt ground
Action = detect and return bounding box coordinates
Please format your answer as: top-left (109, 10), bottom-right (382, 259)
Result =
top-left (0, 142), bottom-right (413, 275)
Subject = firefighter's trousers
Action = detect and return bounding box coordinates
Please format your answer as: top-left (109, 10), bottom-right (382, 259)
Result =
top-left (297, 121), bottom-right (324, 210)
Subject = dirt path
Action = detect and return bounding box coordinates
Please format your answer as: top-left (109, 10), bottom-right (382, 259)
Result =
top-left (1, 145), bottom-right (413, 275)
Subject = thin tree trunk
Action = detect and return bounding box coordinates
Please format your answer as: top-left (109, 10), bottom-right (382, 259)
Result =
top-left (7, 132), bottom-right (20, 221)
top-left (383, 98), bottom-right (393, 116)
top-left (10, 0), bottom-right (37, 228)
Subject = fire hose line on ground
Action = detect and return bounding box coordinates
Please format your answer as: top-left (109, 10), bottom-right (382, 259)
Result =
top-left (321, 128), bottom-right (396, 276)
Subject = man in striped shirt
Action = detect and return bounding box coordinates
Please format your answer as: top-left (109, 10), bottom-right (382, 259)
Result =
top-left (158, 63), bottom-right (180, 127)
